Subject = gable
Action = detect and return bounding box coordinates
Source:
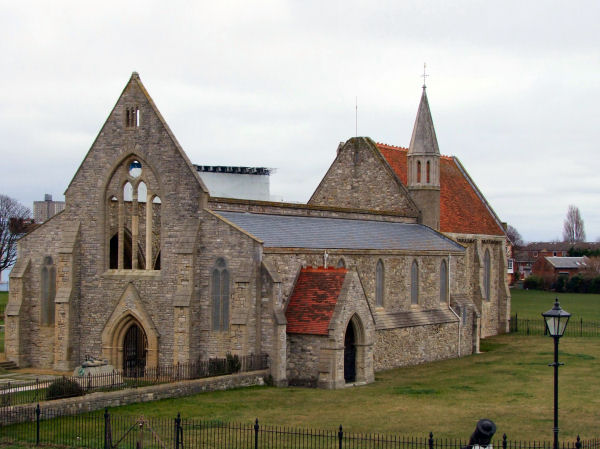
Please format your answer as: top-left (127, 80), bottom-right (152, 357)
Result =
top-left (308, 137), bottom-right (419, 217)
top-left (65, 73), bottom-right (207, 209)
top-left (285, 267), bottom-right (347, 335)
top-left (377, 143), bottom-right (505, 236)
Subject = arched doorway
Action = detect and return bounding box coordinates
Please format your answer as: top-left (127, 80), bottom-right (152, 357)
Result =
top-left (344, 321), bottom-right (356, 383)
top-left (123, 323), bottom-right (147, 377)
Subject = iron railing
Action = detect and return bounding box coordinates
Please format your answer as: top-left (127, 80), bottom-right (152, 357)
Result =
top-left (509, 315), bottom-right (600, 337)
top-left (0, 353), bottom-right (268, 407)
top-left (1, 406), bottom-right (598, 449)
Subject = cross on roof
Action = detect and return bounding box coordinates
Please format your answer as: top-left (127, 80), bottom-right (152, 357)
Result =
top-left (422, 63), bottom-right (429, 88)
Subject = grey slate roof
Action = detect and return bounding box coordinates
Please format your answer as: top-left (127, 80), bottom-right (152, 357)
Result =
top-left (374, 309), bottom-right (458, 330)
top-left (545, 257), bottom-right (588, 269)
top-left (216, 211), bottom-right (464, 252)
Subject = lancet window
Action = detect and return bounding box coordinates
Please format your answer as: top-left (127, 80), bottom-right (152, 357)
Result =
top-left (40, 256), bottom-right (56, 325)
top-left (212, 258), bottom-right (230, 331)
top-left (375, 259), bottom-right (384, 307)
top-left (411, 260), bottom-right (419, 305)
top-left (484, 250), bottom-right (491, 301)
top-left (440, 259), bottom-right (448, 303)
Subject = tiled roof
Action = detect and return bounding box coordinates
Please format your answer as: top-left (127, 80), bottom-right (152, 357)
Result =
top-left (216, 211), bottom-right (464, 252)
top-left (545, 256), bottom-right (588, 269)
top-left (376, 143), bottom-right (505, 236)
top-left (285, 267), bottom-right (347, 335)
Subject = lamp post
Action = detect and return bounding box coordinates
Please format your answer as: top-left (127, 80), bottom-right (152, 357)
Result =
top-left (542, 299), bottom-right (571, 449)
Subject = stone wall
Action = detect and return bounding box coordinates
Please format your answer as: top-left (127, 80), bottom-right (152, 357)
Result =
top-left (1, 370), bottom-right (268, 426)
top-left (286, 334), bottom-right (323, 386)
top-left (308, 138), bottom-right (419, 216)
top-left (374, 322), bottom-right (461, 370)
top-left (450, 234), bottom-right (510, 338)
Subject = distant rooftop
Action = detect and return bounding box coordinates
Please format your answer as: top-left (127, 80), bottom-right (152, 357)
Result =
top-left (195, 165), bottom-right (272, 176)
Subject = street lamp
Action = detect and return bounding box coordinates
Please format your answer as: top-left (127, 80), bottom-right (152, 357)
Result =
top-left (542, 299), bottom-right (571, 449)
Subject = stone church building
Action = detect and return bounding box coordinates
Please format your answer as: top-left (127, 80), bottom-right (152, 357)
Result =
top-left (6, 73), bottom-right (510, 388)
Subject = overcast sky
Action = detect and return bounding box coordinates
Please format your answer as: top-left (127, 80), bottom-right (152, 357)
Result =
top-left (1, 0), bottom-right (598, 243)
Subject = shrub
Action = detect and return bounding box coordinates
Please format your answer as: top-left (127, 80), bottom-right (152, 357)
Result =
top-left (226, 353), bottom-right (241, 373)
top-left (554, 275), bottom-right (567, 293)
top-left (46, 377), bottom-right (84, 400)
top-left (567, 274), bottom-right (587, 293)
top-left (523, 275), bottom-right (543, 290)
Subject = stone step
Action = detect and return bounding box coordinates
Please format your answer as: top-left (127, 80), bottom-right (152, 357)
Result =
top-left (0, 361), bottom-right (18, 370)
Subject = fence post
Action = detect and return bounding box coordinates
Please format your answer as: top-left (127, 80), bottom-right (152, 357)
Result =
top-left (580, 318), bottom-right (583, 337)
top-left (576, 435), bottom-right (581, 449)
top-left (35, 403), bottom-right (41, 446)
top-left (104, 407), bottom-right (110, 449)
top-left (175, 412), bottom-right (181, 449)
top-left (515, 313), bottom-right (518, 333)
top-left (429, 432), bottom-right (434, 449)
top-left (338, 425), bottom-right (343, 449)
top-left (254, 418), bottom-right (259, 449)
top-left (503, 434), bottom-right (507, 449)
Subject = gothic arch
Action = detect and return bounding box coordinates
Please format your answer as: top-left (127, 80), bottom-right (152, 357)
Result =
top-left (342, 314), bottom-right (368, 384)
top-left (101, 284), bottom-right (159, 369)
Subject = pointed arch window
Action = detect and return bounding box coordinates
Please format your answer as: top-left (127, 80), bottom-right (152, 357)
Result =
top-left (106, 157), bottom-right (161, 271)
top-left (337, 258), bottom-right (346, 269)
top-left (416, 161), bottom-right (422, 183)
top-left (426, 161), bottom-right (431, 184)
top-left (440, 260), bottom-right (448, 303)
top-left (484, 250), bottom-right (491, 301)
top-left (212, 258), bottom-right (230, 331)
top-left (41, 256), bottom-right (56, 325)
top-left (411, 260), bottom-right (419, 305)
top-left (375, 259), bottom-right (384, 307)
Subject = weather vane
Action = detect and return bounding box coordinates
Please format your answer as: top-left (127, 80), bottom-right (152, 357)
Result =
top-left (422, 63), bottom-right (428, 88)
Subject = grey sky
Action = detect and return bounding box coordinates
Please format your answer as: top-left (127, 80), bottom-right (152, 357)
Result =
top-left (1, 0), bottom-right (598, 242)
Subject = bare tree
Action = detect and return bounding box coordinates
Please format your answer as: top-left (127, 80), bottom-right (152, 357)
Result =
top-left (506, 224), bottom-right (524, 246)
top-left (562, 205), bottom-right (586, 243)
top-left (0, 194), bottom-right (31, 280)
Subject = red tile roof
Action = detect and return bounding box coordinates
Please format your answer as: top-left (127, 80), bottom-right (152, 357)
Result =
top-left (376, 143), bottom-right (504, 236)
top-left (285, 267), bottom-right (347, 336)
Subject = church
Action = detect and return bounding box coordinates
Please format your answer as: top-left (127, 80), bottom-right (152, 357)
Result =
top-left (6, 73), bottom-right (510, 388)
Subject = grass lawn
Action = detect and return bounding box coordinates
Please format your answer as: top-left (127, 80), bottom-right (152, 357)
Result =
top-left (90, 333), bottom-right (599, 441)
top-left (511, 289), bottom-right (600, 320)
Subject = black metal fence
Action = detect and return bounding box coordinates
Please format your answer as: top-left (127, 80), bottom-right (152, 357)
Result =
top-left (1, 406), bottom-right (598, 449)
top-left (0, 353), bottom-right (268, 407)
top-left (509, 315), bottom-right (600, 337)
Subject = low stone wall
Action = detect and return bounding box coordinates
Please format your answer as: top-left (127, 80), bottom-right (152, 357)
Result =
top-left (1, 370), bottom-right (268, 425)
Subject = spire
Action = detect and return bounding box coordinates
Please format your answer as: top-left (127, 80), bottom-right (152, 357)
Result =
top-left (408, 88), bottom-right (440, 156)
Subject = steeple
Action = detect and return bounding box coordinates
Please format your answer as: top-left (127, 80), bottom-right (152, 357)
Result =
top-left (408, 87), bottom-right (440, 157)
top-left (406, 86), bottom-right (441, 230)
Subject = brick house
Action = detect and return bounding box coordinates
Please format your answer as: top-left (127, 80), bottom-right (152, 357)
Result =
top-left (532, 256), bottom-right (589, 287)
top-left (6, 73), bottom-right (510, 388)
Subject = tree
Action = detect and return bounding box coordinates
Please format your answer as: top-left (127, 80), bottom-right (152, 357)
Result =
top-left (506, 224), bottom-right (524, 246)
top-left (562, 205), bottom-right (586, 243)
top-left (0, 194), bottom-right (31, 280)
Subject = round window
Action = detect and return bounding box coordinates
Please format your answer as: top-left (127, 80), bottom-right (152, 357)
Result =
top-left (129, 160), bottom-right (142, 178)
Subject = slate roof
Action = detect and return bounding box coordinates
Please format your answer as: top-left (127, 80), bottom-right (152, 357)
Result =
top-left (374, 309), bottom-right (457, 330)
top-left (285, 267), bottom-right (347, 335)
top-left (376, 143), bottom-right (505, 236)
top-left (545, 257), bottom-right (588, 269)
top-left (216, 211), bottom-right (464, 252)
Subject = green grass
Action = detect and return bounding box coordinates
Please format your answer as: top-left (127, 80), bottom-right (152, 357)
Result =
top-left (70, 333), bottom-right (598, 440)
top-left (511, 289), bottom-right (600, 320)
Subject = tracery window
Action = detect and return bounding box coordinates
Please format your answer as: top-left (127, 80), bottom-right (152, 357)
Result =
top-left (211, 258), bottom-right (230, 331)
top-left (440, 260), bottom-right (448, 303)
top-left (411, 260), bottom-right (419, 305)
top-left (106, 157), bottom-right (161, 271)
top-left (40, 256), bottom-right (56, 325)
top-left (484, 250), bottom-right (491, 301)
top-left (375, 259), bottom-right (384, 307)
